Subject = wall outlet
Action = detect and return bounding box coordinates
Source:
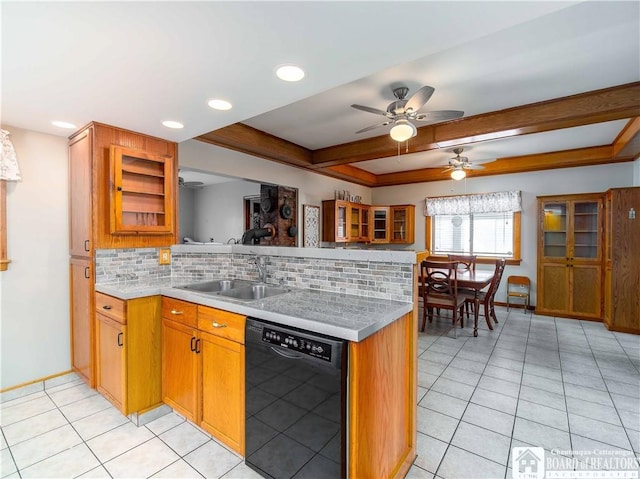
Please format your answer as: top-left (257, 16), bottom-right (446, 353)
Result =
top-left (158, 248), bottom-right (171, 265)
top-left (629, 208), bottom-right (636, 220)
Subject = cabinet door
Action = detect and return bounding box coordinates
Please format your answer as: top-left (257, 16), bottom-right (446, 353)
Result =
top-left (111, 145), bottom-right (174, 234)
top-left (571, 200), bottom-right (601, 260)
top-left (390, 206), bottom-right (415, 244)
top-left (541, 201), bottom-right (568, 259)
top-left (70, 258), bottom-right (94, 386)
top-left (571, 264), bottom-right (602, 318)
top-left (349, 205), bottom-right (361, 240)
top-left (69, 129), bottom-right (93, 257)
top-left (360, 206), bottom-right (370, 241)
top-left (200, 331), bottom-right (245, 455)
top-left (162, 318), bottom-right (200, 423)
top-left (95, 313), bottom-right (126, 412)
top-left (538, 262), bottom-right (569, 313)
top-left (371, 207), bottom-right (389, 243)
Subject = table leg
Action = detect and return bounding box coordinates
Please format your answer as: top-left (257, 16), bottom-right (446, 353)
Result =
top-left (473, 296), bottom-right (479, 337)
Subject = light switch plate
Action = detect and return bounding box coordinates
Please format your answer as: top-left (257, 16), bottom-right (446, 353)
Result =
top-left (158, 248), bottom-right (171, 265)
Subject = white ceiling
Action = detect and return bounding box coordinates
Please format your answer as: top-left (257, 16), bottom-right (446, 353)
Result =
top-left (2, 1), bottom-right (639, 177)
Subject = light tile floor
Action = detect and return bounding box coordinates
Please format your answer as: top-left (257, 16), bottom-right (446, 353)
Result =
top-left (1, 307), bottom-right (639, 478)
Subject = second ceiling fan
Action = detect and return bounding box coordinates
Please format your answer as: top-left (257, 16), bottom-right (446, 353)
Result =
top-left (351, 85), bottom-right (464, 142)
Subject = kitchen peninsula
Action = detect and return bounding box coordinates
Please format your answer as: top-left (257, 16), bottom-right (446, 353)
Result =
top-left (94, 244), bottom-right (418, 479)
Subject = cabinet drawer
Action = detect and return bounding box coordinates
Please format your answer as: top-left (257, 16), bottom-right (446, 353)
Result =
top-left (198, 306), bottom-right (245, 344)
top-left (162, 297), bottom-right (197, 327)
top-left (95, 292), bottom-right (126, 324)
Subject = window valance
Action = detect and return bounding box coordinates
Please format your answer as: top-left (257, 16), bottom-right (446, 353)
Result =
top-left (424, 190), bottom-right (521, 216)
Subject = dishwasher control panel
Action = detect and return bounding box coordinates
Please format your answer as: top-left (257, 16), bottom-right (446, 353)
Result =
top-left (262, 327), bottom-right (332, 362)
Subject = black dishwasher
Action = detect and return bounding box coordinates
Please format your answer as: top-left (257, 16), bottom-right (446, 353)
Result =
top-left (245, 318), bottom-right (347, 479)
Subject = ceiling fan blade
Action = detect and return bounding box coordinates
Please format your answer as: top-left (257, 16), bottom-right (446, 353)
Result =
top-left (415, 110), bottom-right (465, 122)
top-left (355, 121), bottom-right (391, 134)
top-left (351, 104), bottom-right (392, 117)
top-left (465, 164), bottom-right (485, 170)
top-left (404, 86), bottom-right (435, 113)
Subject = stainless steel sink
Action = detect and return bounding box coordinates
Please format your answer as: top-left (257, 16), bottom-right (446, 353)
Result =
top-left (218, 283), bottom-right (290, 301)
top-left (176, 279), bottom-right (254, 293)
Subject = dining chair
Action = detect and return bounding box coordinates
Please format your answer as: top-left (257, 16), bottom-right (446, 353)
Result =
top-left (507, 275), bottom-right (531, 313)
top-left (460, 258), bottom-right (506, 329)
top-left (421, 260), bottom-right (466, 338)
top-left (448, 254), bottom-right (477, 316)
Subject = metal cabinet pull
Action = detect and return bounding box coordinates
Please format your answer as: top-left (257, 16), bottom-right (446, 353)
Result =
top-left (171, 309), bottom-right (184, 315)
top-left (84, 239), bottom-right (90, 252)
top-left (84, 267), bottom-right (90, 279)
top-left (195, 339), bottom-right (201, 354)
top-left (212, 322), bottom-right (227, 328)
top-left (117, 332), bottom-right (123, 347)
top-left (190, 336), bottom-right (197, 352)
top-left (103, 305), bottom-right (112, 310)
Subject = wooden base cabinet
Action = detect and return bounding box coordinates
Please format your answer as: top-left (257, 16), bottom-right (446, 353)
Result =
top-left (95, 293), bottom-right (162, 415)
top-left (161, 299), bottom-right (246, 455)
top-left (70, 258), bottom-right (94, 386)
top-left (604, 187), bottom-right (640, 334)
top-left (536, 193), bottom-right (604, 320)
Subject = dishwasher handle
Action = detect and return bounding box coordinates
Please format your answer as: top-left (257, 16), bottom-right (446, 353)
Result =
top-left (270, 346), bottom-right (304, 360)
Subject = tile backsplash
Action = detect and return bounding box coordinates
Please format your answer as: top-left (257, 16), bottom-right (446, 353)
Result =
top-left (96, 248), bottom-right (413, 302)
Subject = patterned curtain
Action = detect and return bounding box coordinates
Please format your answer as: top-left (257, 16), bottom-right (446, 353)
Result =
top-left (1, 130), bottom-right (22, 181)
top-left (425, 190), bottom-right (521, 216)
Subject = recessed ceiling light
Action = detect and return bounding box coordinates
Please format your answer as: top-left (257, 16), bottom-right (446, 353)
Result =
top-left (162, 120), bottom-right (184, 129)
top-left (51, 120), bottom-right (76, 129)
top-left (208, 99), bottom-right (233, 111)
top-left (275, 65), bottom-right (305, 82)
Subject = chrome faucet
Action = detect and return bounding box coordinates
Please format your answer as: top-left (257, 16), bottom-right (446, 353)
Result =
top-left (250, 255), bottom-right (268, 283)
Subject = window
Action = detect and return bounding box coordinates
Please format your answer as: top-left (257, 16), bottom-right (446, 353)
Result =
top-left (426, 211), bottom-right (521, 264)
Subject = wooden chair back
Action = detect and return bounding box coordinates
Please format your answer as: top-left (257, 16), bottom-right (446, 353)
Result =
top-left (486, 258), bottom-right (507, 299)
top-left (447, 254), bottom-right (477, 273)
top-left (422, 260), bottom-right (459, 305)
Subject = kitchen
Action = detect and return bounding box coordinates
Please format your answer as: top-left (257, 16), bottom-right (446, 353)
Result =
top-left (2, 1), bottom-right (640, 478)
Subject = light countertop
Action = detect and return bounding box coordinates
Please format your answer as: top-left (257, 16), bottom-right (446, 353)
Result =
top-left (95, 278), bottom-right (413, 342)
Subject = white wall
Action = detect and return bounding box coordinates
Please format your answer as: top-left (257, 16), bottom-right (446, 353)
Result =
top-left (0, 126), bottom-right (70, 389)
top-left (178, 140), bottom-right (373, 230)
top-left (178, 187), bottom-right (195, 241)
top-left (373, 162), bottom-right (636, 307)
top-left (193, 180), bottom-right (260, 243)
top-left (634, 158), bottom-right (640, 186)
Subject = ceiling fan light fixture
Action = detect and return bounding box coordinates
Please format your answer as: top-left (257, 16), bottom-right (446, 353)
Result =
top-left (451, 168), bottom-right (466, 181)
top-left (389, 119), bottom-right (417, 142)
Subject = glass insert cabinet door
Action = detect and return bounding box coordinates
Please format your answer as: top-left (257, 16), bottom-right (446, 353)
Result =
top-left (542, 202), bottom-right (567, 258)
top-left (572, 201), bottom-right (600, 259)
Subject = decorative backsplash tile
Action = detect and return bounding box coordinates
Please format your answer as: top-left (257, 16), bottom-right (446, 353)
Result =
top-left (96, 248), bottom-right (414, 302)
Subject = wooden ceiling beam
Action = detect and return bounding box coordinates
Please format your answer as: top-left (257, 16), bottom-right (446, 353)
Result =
top-left (196, 123), bottom-right (313, 167)
top-left (311, 82), bottom-right (640, 167)
top-left (372, 146), bottom-right (619, 187)
top-left (612, 117), bottom-right (640, 160)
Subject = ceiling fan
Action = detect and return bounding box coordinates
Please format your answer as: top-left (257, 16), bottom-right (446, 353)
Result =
top-left (443, 148), bottom-right (485, 180)
top-left (178, 176), bottom-right (204, 189)
top-left (351, 85), bottom-right (464, 142)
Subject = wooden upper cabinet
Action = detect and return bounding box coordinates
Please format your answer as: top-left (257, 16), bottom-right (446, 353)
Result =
top-left (322, 200), bottom-right (350, 242)
top-left (69, 129), bottom-right (93, 257)
top-left (110, 145), bottom-right (174, 235)
top-left (68, 122), bottom-right (178, 250)
top-left (370, 206), bottom-right (390, 243)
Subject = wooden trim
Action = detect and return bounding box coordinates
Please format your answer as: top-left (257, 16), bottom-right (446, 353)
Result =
top-left (0, 370), bottom-right (75, 393)
top-left (196, 123), bottom-right (313, 167)
top-left (425, 211), bottom-right (522, 263)
top-left (0, 180), bottom-right (8, 271)
top-left (612, 117), bottom-right (640, 159)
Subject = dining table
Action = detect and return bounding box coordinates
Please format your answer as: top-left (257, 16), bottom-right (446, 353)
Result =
top-left (421, 262), bottom-right (495, 337)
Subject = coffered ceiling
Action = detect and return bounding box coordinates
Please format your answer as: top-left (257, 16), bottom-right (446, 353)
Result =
top-left (2, 1), bottom-right (639, 186)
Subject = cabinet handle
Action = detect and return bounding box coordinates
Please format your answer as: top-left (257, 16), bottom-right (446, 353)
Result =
top-left (212, 322), bottom-right (227, 328)
top-left (84, 267), bottom-right (90, 279)
top-left (117, 332), bottom-right (123, 347)
top-left (190, 336), bottom-right (196, 351)
top-left (117, 186), bottom-right (122, 191)
top-left (84, 239), bottom-right (90, 252)
top-left (171, 309), bottom-right (184, 315)
top-left (195, 339), bottom-right (201, 354)
top-left (103, 305), bottom-right (112, 310)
